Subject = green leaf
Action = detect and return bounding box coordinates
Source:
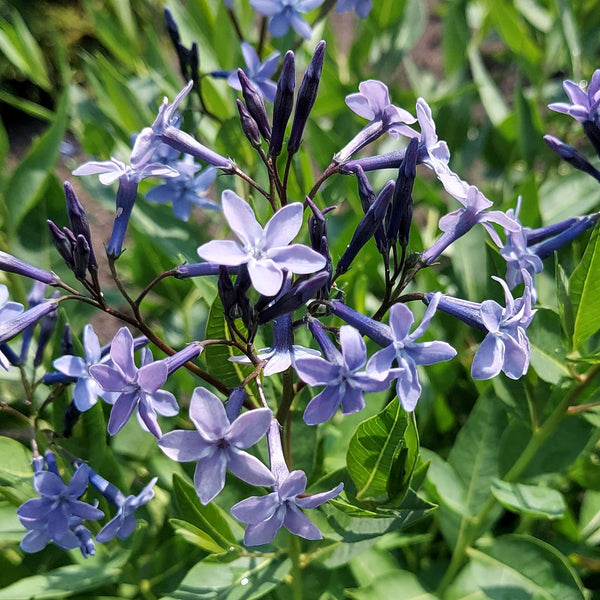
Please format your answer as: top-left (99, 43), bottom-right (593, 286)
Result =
top-left (491, 479), bottom-right (566, 519)
top-left (4, 91), bottom-right (68, 232)
top-left (446, 535), bottom-right (585, 600)
top-left (569, 224), bottom-right (600, 344)
top-left (345, 570), bottom-right (436, 600)
top-left (172, 473), bottom-right (236, 551)
top-left (160, 556), bottom-right (291, 600)
top-left (443, 0), bottom-right (469, 75)
top-left (0, 437), bottom-right (33, 504)
top-left (169, 519), bottom-right (240, 557)
top-left (0, 562), bottom-right (121, 600)
top-left (204, 295), bottom-right (245, 389)
top-left (556, 261), bottom-right (574, 349)
top-left (346, 401), bottom-right (409, 502)
top-left (447, 393), bottom-right (507, 514)
top-left (528, 309), bottom-right (570, 384)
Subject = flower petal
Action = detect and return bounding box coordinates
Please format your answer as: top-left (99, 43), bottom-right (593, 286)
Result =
top-left (189, 387), bottom-right (229, 439)
top-left (159, 430), bottom-right (213, 462)
top-left (339, 326), bottom-right (366, 372)
top-left (194, 451), bottom-right (227, 504)
top-left (283, 504), bottom-right (322, 539)
top-left (231, 492), bottom-right (279, 524)
top-left (228, 407), bottom-right (272, 447)
top-left (247, 258), bottom-right (284, 296)
top-left (263, 203), bottom-right (303, 248)
top-left (222, 190), bottom-right (263, 248)
top-left (471, 334), bottom-right (505, 380)
top-left (227, 448), bottom-right (275, 486)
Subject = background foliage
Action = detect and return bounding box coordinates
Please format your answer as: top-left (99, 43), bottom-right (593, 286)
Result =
top-left (1, 0), bottom-right (600, 598)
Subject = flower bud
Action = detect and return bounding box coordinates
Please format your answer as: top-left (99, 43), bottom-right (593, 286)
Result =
top-left (0, 250), bottom-right (58, 285)
top-left (236, 99), bottom-right (261, 147)
top-left (269, 51), bottom-right (295, 157)
top-left (237, 69), bottom-right (271, 141)
top-left (64, 182), bottom-right (97, 269)
top-left (544, 135), bottom-right (600, 182)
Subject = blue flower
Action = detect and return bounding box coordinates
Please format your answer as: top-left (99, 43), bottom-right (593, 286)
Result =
top-left (366, 294), bottom-right (457, 412)
top-left (53, 324), bottom-right (114, 412)
top-left (549, 70), bottom-right (600, 123)
top-left (17, 461), bottom-right (103, 555)
top-left (158, 387), bottom-right (274, 504)
top-left (197, 190), bottom-right (326, 296)
top-left (250, 0), bottom-right (325, 39)
top-left (90, 327), bottom-right (179, 438)
top-left (227, 43), bottom-right (280, 103)
top-left (336, 0), bottom-right (372, 18)
top-left (146, 157), bottom-right (218, 221)
top-left (231, 420), bottom-right (342, 545)
top-left (295, 325), bottom-right (389, 425)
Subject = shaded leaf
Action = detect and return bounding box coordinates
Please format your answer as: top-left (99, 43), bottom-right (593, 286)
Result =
top-left (491, 479), bottom-right (566, 519)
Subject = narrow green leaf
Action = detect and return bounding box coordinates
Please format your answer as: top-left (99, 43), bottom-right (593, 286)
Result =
top-left (443, 0), bottom-right (469, 75)
top-left (467, 44), bottom-right (509, 127)
top-left (169, 518), bottom-right (239, 556)
top-left (172, 473), bottom-right (236, 551)
top-left (0, 563), bottom-right (121, 600)
top-left (569, 225), bottom-right (600, 344)
top-left (556, 261), bottom-right (574, 349)
top-left (346, 401), bottom-right (409, 502)
top-left (446, 535), bottom-right (585, 600)
top-left (5, 91), bottom-right (68, 232)
top-left (556, 0), bottom-right (582, 79)
top-left (0, 90), bottom-right (54, 122)
top-left (491, 479), bottom-right (566, 519)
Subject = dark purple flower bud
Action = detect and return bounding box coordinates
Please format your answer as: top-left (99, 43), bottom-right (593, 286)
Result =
top-left (164, 8), bottom-right (189, 81)
top-left (306, 315), bottom-right (339, 363)
top-left (306, 197), bottom-right (328, 250)
top-left (47, 221), bottom-right (74, 269)
top-left (42, 371), bottom-right (77, 385)
top-left (73, 235), bottom-right (90, 280)
top-left (63, 401), bottom-right (82, 438)
top-left (0, 343), bottom-right (21, 367)
top-left (237, 69), bottom-right (271, 141)
top-left (329, 300), bottom-right (392, 346)
top-left (423, 292), bottom-right (487, 332)
top-left (33, 296), bottom-right (58, 367)
top-left (174, 262), bottom-right (239, 278)
top-left (288, 41), bottom-right (325, 156)
top-left (107, 176), bottom-right (138, 259)
top-left (531, 213), bottom-right (600, 259)
top-left (164, 342), bottom-right (203, 375)
top-left (257, 271), bottom-right (330, 323)
top-left (61, 323), bottom-right (74, 356)
top-left (543, 135), bottom-right (600, 183)
top-left (218, 266), bottom-right (237, 322)
top-left (354, 166), bottom-right (387, 254)
top-left (336, 180), bottom-right (394, 275)
top-left (342, 148), bottom-right (406, 174)
top-left (269, 51), bottom-right (295, 157)
top-left (583, 120), bottom-right (600, 159)
top-left (236, 99), bottom-right (261, 147)
top-left (0, 250), bottom-right (58, 285)
top-left (387, 137), bottom-right (418, 247)
top-left (64, 182), bottom-right (97, 269)
top-left (189, 42), bottom-right (200, 86)
top-left (0, 299), bottom-right (59, 345)
top-left (226, 387), bottom-right (246, 423)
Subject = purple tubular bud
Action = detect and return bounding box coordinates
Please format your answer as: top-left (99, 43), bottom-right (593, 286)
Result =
top-left (531, 213), bottom-right (599, 259)
top-left (257, 272), bottom-right (330, 323)
top-left (236, 99), bottom-right (261, 147)
top-left (355, 166), bottom-right (376, 213)
top-left (73, 522), bottom-right (95, 558)
top-left (544, 135), bottom-right (600, 183)
top-left (225, 387), bottom-right (246, 423)
top-left (0, 343), bottom-right (21, 367)
top-left (218, 266), bottom-right (238, 322)
top-left (165, 342), bottom-right (203, 375)
top-left (0, 250), bottom-right (58, 285)
top-left (0, 299), bottom-right (58, 345)
top-left (237, 69), bottom-right (271, 141)
top-left (336, 180), bottom-right (395, 275)
top-left (63, 400), bottom-right (82, 438)
top-left (64, 182), bottom-right (97, 269)
top-left (159, 128), bottom-right (232, 169)
top-left (43, 371), bottom-right (77, 385)
top-left (73, 235), bottom-right (91, 280)
top-left (526, 216), bottom-right (584, 245)
top-left (424, 292), bottom-right (486, 332)
top-left (33, 300), bottom-right (58, 367)
top-left (387, 137), bottom-right (418, 247)
top-left (342, 149), bottom-right (406, 174)
top-left (86, 467), bottom-right (127, 506)
top-left (288, 41), bottom-right (325, 156)
top-left (269, 51), bottom-right (296, 157)
top-left (583, 120), bottom-right (600, 159)
top-left (267, 418), bottom-right (288, 482)
top-left (44, 451), bottom-right (60, 475)
top-left (306, 197), bottom-right (328, 250)
top-left (107, 176), bottom-right (138, 259)
top-left (307, 316), bottom-right (340, 363)
top-left (329, 300), bottom-right (392, 346)
top-left (164, 7), bottom-right (181, 45)
top-left (32, 454), bottom-right (45, 473)
top-left (61, 323), bottom-right (73, 355)
top-left (174, 262), bottom-right (239, 278)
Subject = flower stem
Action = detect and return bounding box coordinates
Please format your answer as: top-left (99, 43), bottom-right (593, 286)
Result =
top-left (289, 533), bottom-right (303, 600)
